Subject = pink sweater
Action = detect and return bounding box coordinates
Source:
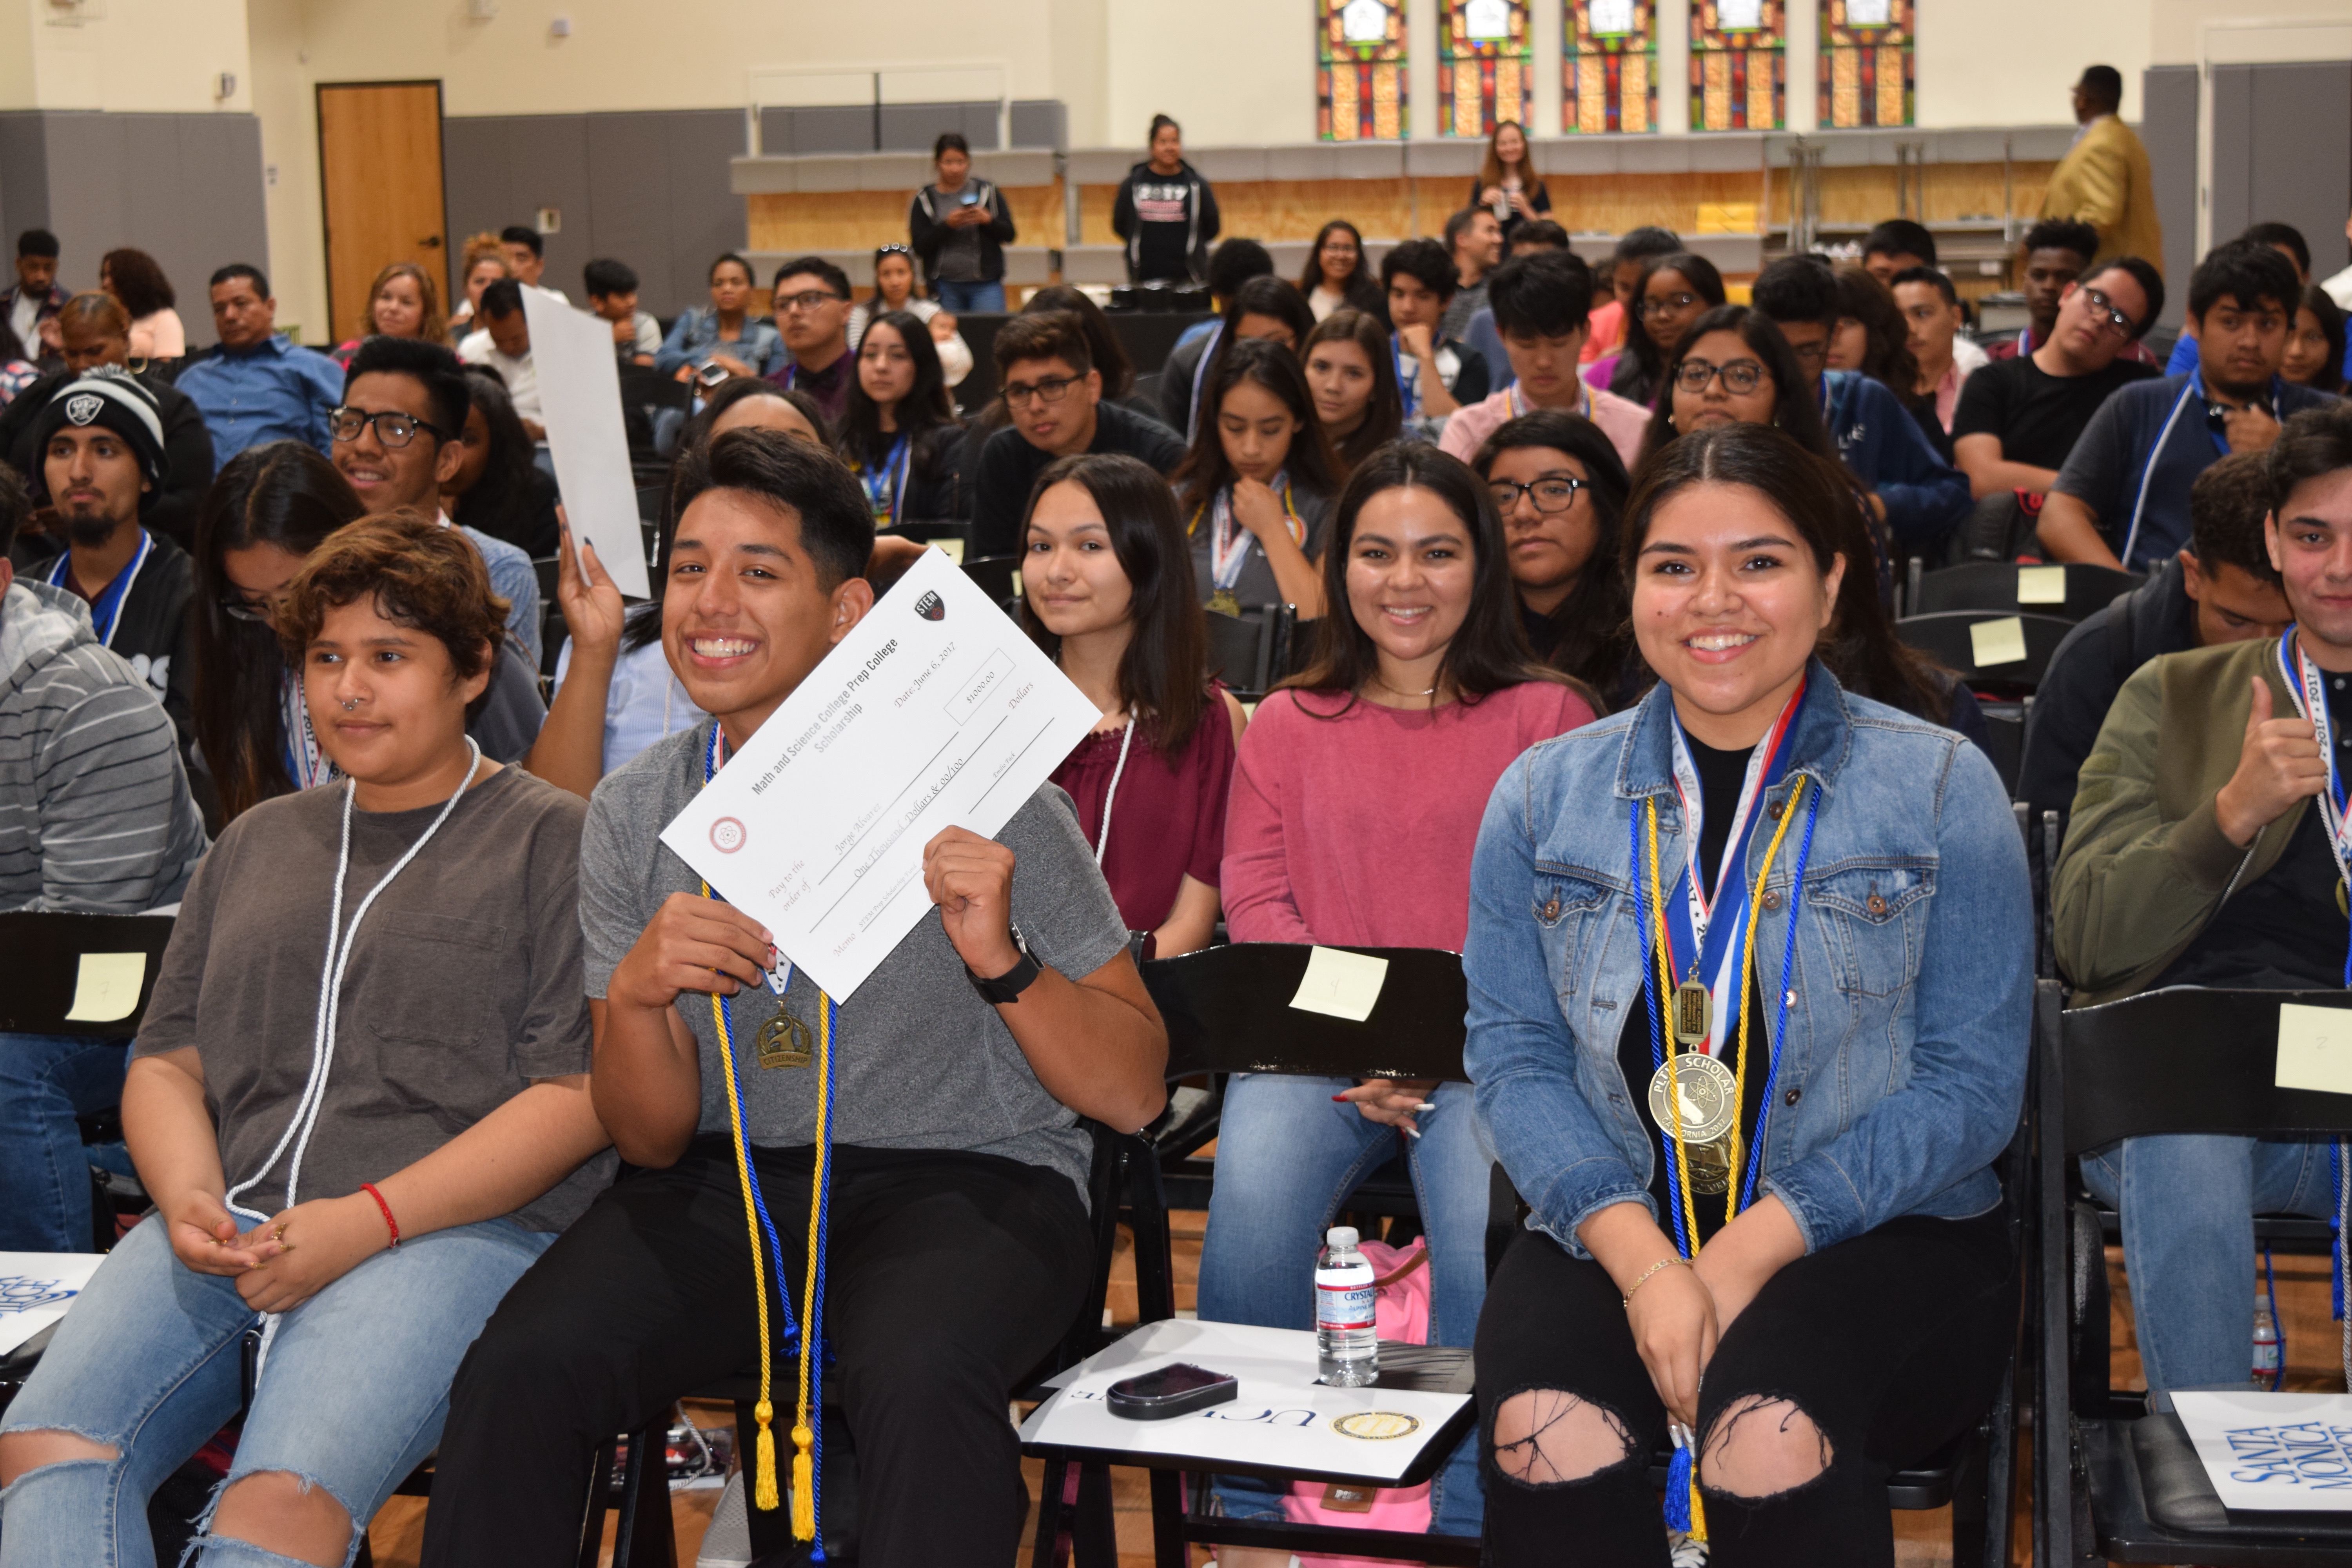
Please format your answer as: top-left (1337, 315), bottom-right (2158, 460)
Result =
top-left (1222, 681), bottom-right (1596, 951)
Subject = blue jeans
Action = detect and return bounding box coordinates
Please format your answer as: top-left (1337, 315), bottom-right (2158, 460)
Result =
top-left (1197, 1074), bottom-right (1489, 1535)
top-left (2081, 1134), bottom-right (2335, 1392)
top-left (0, 1033), bottom-right (131, 1253)
top-left (0, 1212), bottom-right (554, 1567)
top-left (933, 280), bottom-right (1005, 313)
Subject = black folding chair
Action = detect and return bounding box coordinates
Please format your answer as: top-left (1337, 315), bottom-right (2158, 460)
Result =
top-left (1202, 605), bottom-right (1309, 702)
top-left (962, 552), bottom-right (1023, 614)
top-left (2034, 982), bottom-right (2352, 1565)
top-left (1907, 559), bottom-right (2141, 624)
top-left (1896, 609), bottom-right (2076, 699)
top-left (1045, 943), bottom-right (1487, 1568)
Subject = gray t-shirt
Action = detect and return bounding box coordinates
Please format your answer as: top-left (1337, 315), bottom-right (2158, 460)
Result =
top-left (136, 764), bottom-right (612, 1231)
top-left (578, 721), bottom-right (1132, 1198)
top-left (1187, 483), bottom-right (1333, 613)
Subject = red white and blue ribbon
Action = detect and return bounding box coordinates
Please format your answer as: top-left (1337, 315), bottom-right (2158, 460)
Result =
top-left (1655, 681), bottom-right (1809, 1059)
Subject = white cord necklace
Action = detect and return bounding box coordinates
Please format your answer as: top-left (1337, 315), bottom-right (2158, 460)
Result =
top-left (226, 739), bottom-right (483, 1360)
top-left (1094, 709), bottom-right (1136, 866)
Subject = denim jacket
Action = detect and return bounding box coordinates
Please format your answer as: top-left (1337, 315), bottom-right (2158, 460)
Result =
top-left (655, 308), bottom-right (784, 378)
top-left (1463, 664), bottom-right (2031, 1259)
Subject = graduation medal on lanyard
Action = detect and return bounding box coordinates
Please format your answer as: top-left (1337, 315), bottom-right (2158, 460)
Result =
top-left (1646, 686), bottom-right (1808, 1195)
top-left (1199, 473), bottom-right (1301, 619)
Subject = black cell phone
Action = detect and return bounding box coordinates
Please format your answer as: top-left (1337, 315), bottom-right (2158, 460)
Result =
top-left (1106, 1362), bottom-right (1238, 1420)
top-left (960, 189), bottom-right (981, 207)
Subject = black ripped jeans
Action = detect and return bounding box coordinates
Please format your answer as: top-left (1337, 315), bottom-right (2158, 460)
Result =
top-left (1473, 1208), bottom-right (2014, 1566)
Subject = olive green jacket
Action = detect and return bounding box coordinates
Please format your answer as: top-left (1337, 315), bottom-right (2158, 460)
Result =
top-left (2054, 635), bottom-right (2314, 1007)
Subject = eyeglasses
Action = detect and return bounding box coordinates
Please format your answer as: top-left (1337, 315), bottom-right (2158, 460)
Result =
top-left (1784, 336), bottom-right (1829, 366)
top-left (1675, 358), bottom-right (1769, 395)
top-left (328, 407), bottom-right (447, 448)
top-left (1488, 476), bottom-right (1589, 514)
top-left (1639, 292), bottom-right (1702, 319)
top-left (219, 587), bottom-right (290, 624)
top-left (1003, 373), bottom-right (1084, 407)
top-left (775, 289), bottom-right (846, 315)
top-left (2079, 285), bottom-right (2136, 339)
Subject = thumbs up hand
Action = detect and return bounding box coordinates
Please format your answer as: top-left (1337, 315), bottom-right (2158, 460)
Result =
top-left (2216, 677), bottom-right (2331, 847)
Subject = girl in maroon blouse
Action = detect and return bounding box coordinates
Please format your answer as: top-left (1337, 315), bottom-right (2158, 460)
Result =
top-left (1022, 452), bottom-right (1247, 957)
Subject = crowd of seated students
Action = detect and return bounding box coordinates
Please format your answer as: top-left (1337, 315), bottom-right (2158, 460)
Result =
top-left (7, 96), bottom-right (2352, 1568)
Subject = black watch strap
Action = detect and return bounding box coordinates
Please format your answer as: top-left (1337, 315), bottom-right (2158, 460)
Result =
top-left (968, 936), bottom-right (1044, 1004)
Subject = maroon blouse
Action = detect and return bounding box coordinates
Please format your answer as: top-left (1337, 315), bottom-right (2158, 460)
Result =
top-left (1049, 695), bottom-right (1238, 938)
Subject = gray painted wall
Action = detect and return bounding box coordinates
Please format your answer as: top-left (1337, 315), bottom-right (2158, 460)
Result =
top-left (443, 109), bottom-right (746, 321)
top-left (0, 111), bottom-right (268, 350)
top-left (2141, 66), bottom-right (2198, 327)
top-left (759, 98), bottom-right (1067, 155)
top-left (2210, 61), bottom-right (2352, 284)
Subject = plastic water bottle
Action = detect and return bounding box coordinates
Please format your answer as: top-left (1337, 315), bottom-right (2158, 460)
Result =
top-left (2254, 1292), bottom-right (2283, 1386)
top-left (1317, 1225), bottom-right (1379, 1387)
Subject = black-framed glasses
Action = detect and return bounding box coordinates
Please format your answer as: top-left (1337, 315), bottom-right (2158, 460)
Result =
top-left (1639, 292), bottom-right (1702, 319)
top-left (776, 289), bottom-right (846, 314)
top-left (1675, 357), bottom-right (1768, 395)
top-left (1489, 476), bottom-right (1589, 514)
top-left (2080, 285), bottom-right (2136, 339)
top-left (1004, 373), bottom-right (1083, 407)
top-left (328, 407), bottom-right (447, 448)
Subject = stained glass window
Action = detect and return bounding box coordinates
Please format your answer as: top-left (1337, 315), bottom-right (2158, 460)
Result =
top-left (1439, 0), bottom-right (1530, 137)
top-left (1566, 0), bottom-right (1657, 134)
top-left (1321, 0), bottom-right (1408, 141)
top-left (1688, 0), bottom-right (1784, 131)
top-left (1818, 0), bottom-right (1913, 128)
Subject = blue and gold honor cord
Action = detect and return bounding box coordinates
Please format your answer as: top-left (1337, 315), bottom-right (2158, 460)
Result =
top-left (700, 720), bottom-right (838, 1553)
top-left (1630, 773), bottom-right (1820, 1543)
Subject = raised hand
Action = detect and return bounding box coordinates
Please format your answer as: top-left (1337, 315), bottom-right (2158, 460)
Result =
top-left (2216, 676), bottom-right (2330, 847)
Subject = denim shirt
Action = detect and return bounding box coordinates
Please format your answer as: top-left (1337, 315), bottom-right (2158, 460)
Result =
top-left (174, 335), bottom-right (345, 462)
top-left (655, 308), bottom-right (784, 378)
top-left (1463, 664), bottom-right (2031, 1259)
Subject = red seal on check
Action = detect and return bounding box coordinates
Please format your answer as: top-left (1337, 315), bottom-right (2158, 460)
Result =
top-left (710, 817), bottom-right (747, 853)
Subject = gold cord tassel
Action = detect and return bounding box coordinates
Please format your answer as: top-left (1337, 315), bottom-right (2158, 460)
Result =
top-left (1691, 1486), bottom-right (1709, 1542)
top-left (752, 1399), bottom-right (780, 1512)
top-left (791, 1422), bottom-right (817, 1539)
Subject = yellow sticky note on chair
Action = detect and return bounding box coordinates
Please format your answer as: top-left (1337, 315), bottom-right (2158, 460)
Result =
top-left (2278, 1004), bottom-right (2352, 1095)
top-left (934, 538), bottom-right (965, 564)
top-left (1969, 616), bottom-right (2028, 668)
top-left (64, 953), bottom-right (146, 1024)
top-left (1290, 947), bottom-right (1390, 1023)
top-left (2016, 566), bottom-right (2067, 605)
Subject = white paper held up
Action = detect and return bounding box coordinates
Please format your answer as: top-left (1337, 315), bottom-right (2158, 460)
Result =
top-left (520, 289), bottom-right (651, 599)
top-left (660, 549), bottom-right (1101, 998)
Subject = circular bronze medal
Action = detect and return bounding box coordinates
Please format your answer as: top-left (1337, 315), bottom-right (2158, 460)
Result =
top-left (757, 1011), bottom-right (814, 1069)
top-left (1647, 1053), bottom-right (1739, 1148)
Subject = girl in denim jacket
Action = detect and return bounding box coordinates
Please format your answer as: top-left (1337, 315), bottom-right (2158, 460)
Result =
top-left (1463, 425), bottom-right (2031, 1566)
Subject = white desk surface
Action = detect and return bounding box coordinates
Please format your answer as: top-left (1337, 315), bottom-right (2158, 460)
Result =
top-left (1020, 1319), bottom-right (1473, 1484)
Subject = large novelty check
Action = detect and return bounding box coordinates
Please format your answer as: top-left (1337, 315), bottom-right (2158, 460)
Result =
top-left (660, 548), bottom-right (1099, 998)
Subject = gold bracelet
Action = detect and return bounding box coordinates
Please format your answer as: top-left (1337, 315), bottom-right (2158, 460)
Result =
top-left (1621, 1256), bottom-right (1688, 1307)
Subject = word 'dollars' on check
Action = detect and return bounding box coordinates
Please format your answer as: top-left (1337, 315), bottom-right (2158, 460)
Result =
top-left (661, 548), bottom-right (1101, 997)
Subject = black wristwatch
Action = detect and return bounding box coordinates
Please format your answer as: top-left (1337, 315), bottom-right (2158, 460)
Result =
top-left (968, 928), bottom-right (1044, 1004)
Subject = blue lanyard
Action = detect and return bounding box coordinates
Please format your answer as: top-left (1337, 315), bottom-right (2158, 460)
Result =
top-left (46, 529), bottom-right (151, 650)
top-left (860, 433), bottom-right (913, 525)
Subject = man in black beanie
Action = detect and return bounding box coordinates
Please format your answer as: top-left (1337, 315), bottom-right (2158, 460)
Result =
top-left (26, 369), bottom-right (194, 750)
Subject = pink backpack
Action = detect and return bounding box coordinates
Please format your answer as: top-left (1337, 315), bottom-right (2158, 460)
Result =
top-left (1281, 1236), bottom-right (1436, 1564)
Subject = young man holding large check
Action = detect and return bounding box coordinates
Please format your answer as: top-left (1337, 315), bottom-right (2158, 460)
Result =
top-left (421, 430), bottom-right (1168, 1567)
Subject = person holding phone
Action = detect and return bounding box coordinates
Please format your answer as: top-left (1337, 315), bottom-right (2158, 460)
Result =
top-left (910, 134), bottom-right (1016, 315)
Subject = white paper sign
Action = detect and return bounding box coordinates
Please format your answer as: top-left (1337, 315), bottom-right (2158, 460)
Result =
top-left (2278, 1003), bottom-right (2352, 1096)
top-left (0, 1253), bottom-right (103, 1356)
top-left (2174, 1391), bottom-right (2352, 1509)
top-left (521, 290), bottom-right (652, 600)
top-left (1021, 1320), bottom-right (1470, 1483)
top-left (1291, 947), bottom-right (1390, 1022)
top-left (661, 549), bottom-right (1100, 998)
top-left (1717, 0), bottom-right (1764, 29)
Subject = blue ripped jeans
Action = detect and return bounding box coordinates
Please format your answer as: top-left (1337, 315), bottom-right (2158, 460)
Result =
top-left (2081, 1134), bottom-right (2336, 1394)
top-left (1197, 1073), bottom-right (1490, 1536)
top-left (0, 1212), bottom-right (553, 1567)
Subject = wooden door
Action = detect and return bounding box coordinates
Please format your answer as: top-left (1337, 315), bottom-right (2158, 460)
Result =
top-left (317, 82), bottom-right (448, 346)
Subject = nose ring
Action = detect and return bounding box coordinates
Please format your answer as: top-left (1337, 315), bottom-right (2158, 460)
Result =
top-left (343, 699), bottom-right (359, 711)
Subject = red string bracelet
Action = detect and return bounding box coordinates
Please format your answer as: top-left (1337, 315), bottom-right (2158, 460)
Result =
top-left (359, 1182), bottom-right (401, 1249)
